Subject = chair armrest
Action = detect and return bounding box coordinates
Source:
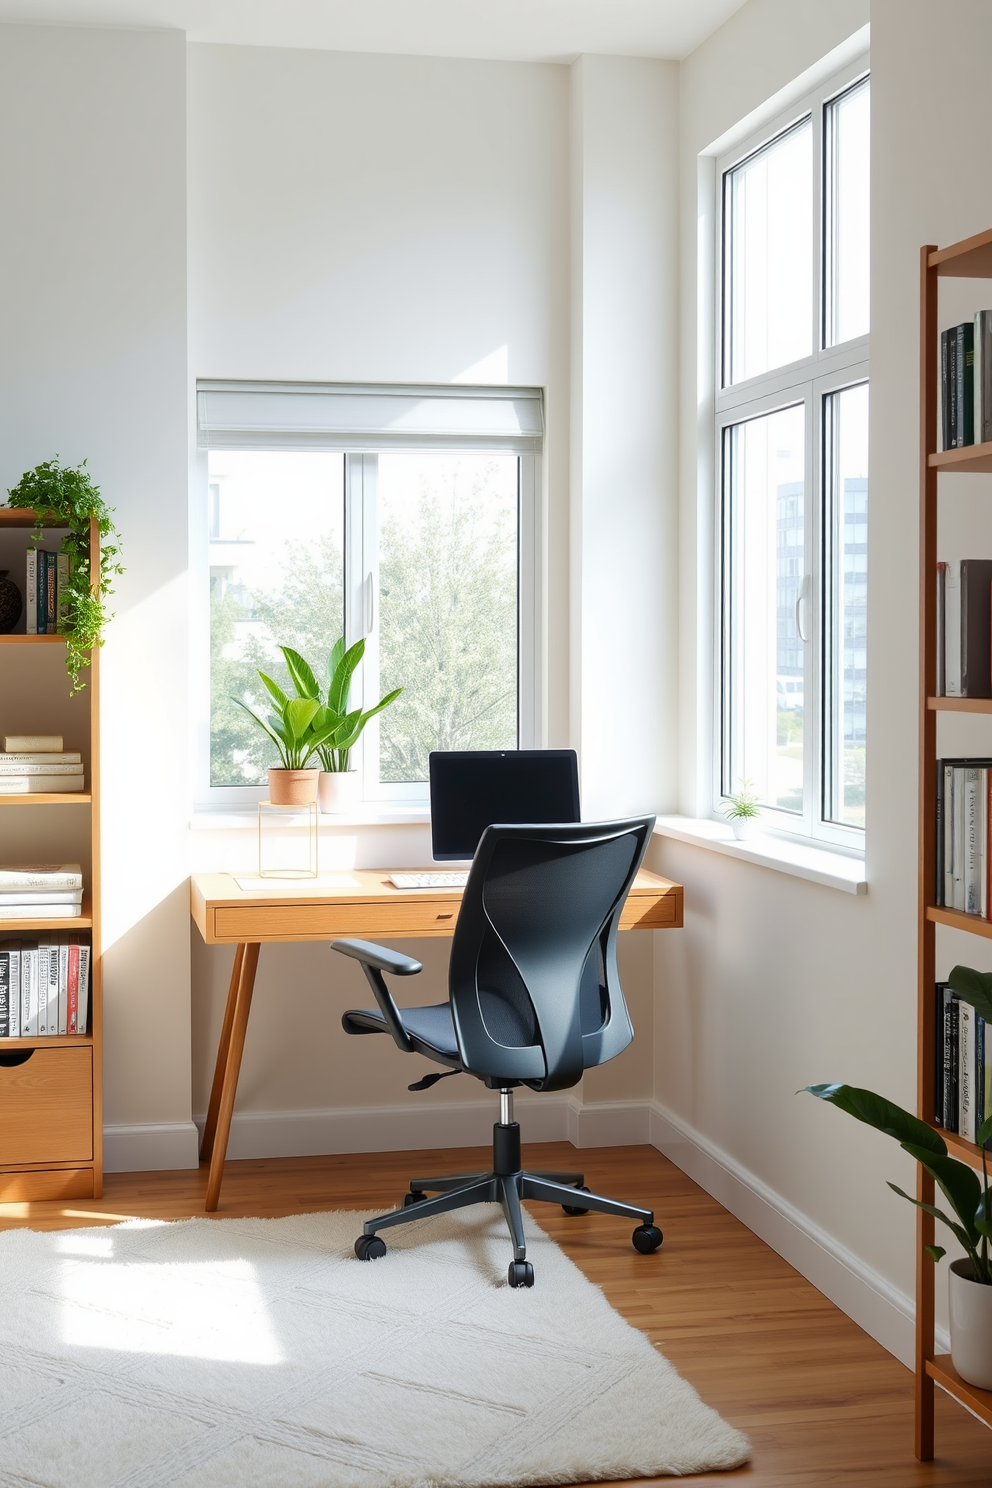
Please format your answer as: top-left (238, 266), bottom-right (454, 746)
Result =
top-left (331, 939), bottom-right (423, 976)
top-left (330, 938), bottom-right (421, 1053)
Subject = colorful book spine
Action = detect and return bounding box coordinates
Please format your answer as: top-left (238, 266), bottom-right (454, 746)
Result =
top-left (66, 943), bottom-right (79, 1035)
top-left (0, 951), bottom-right (9, 1038)
top-left (45, 552), bottom-right (57, 634)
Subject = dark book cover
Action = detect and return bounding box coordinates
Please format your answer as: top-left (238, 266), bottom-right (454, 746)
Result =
top-left (45, 552), bottom-right (56, 635)
top-left (942, 328), bottom-right (952, 451)
top-left (935, 983), bottom-right (947, 1125)
top-left (960, 559), bottom-right (992, 697)
top-left (955, 321), bottom-right (976, 447)
top-left (936, 763), bottom-right (945, 904)
top-left (947, 989), bottom-right (960, 1133)
top-left (0, 951), bottom-right (8, 1039)
top-left (977, 1014), bottom-right (986, 1132)
top-left (36, 550), bottom-right (49, 634)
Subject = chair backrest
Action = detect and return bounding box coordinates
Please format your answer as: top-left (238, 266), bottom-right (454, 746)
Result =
top-left (447, 817), bottom-right (655, 1092)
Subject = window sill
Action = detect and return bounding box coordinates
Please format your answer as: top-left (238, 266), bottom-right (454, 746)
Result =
top-left (653, 816), bottom-right (867, 895)
top-left (189, 804), bottom-right (430, 831)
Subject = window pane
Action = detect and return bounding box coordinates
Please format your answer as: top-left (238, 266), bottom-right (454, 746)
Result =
top-left (376, 452), bottom-right (518, 783)
top-left (725, 120), bottom-right (813, 385)
top-left (208, 451), bottom-right (344, 785)
top-left (824, 383), bottom-right (868, 827)
top-left (825, 78), bottom-right (870, 348)
top-left (723, 404), bottom-right (806, 813)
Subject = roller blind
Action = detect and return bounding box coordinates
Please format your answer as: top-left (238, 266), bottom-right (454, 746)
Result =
top-left (196, 380), bottom-right (544, 453)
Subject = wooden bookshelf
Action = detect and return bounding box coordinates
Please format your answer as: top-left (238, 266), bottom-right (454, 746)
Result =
top-left (0, 510), bottom-right (102, 1202)
top-left (918, 235), bottom-right (992, 1459)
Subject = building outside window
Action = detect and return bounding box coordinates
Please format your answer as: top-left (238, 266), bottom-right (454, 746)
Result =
top-left (716, 63), bottom-right (869, 847)
top-left (195, 383), bottom-right (541, 806)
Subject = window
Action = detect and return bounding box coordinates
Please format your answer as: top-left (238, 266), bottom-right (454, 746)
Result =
top-left (195, 383), bottom-right (542, 805)
top-left (717, 66), bottom-right (869, 849)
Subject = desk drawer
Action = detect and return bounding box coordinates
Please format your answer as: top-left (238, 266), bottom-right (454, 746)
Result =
top-left (619, 891), bottom-right (681, 929)
top-left (0, 1047), bottom-right (93, 1165)
top-left (214, 900), bottom-right (461, 942)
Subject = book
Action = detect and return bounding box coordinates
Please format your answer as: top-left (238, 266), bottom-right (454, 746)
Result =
top-left (942, 328), bottom-right (952, 452)
top-left (955, 321), bottom-right (976, 448)
top-left (2, 736), bottom-right (63, 752)
top-left (36, 551), bottom-right (48, 634)
top-left (964, 767), bottom-right (986, 915)
top-left (0, 776), bottom-right (85, 794)
top-left (45, 551), bottom-right (56, 633)
top-left (20, 944), bottom-right (37, 1037)
top-left (38, 941), bottom-right (59, 1036)
top-left (0, 752), bottom-right (81, 764)
top-left (936, 561), bottom-right (946, 695)
top-left (945, 560), bottom-right (962, 695)
top-left (1, 943), bottom-right (21, 1039)
top-left (0, 762), bottom-right (86, 776)
top-left (978, 1014), bottom-right (986, 1134)
top-left (936, 760), bottom-right (945, 903)
top-left (76, 942), bottom-right (91, 1035)
top-left (0, 864), bottom-right (82, 889)
top-left (976, 309), bottom-right (992, 445)
top-left (961, 999), bottom-right (977, 1141)
top-left (0, 903), bottom-right (81, 920)
top-left (0, 890), bottom-right (83, 906)
top-left (56, 552), bottom-right (70, 628)
top-left (0, 950), bottom-right (9, 1038)
top-left (961, 560), bottom-right (992, 697)
top-left (25, 549), bottom-right (37, 635)
top-left (57, 942), bottom-right (68, 1036)
top-left (66, 941), bottom-right (79, 1035)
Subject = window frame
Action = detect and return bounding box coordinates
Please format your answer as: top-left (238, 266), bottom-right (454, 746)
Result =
top-left (713, 56), bottom-right (869, 853)
top-left (193, 433), bottom-right (541, 812)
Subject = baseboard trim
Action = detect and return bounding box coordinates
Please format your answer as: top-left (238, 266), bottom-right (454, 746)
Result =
top-left (647, 1099), bottom-right (938, 1366)
top-left (103, 1121), bottom-right (201, 1174)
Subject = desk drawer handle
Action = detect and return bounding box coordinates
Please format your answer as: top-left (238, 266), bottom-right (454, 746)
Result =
top-left (436, 912), bottom-right (453, 920)
top-left (0, 1050), bottom-right (35, 1069)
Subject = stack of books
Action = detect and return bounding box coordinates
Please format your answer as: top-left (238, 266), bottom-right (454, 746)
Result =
top-left (935, 983), bottom-right (992, 1141)
top-left (941, 312), bottom-right (992, 450)
top-left (25, 547), bottom-right (71, 634)
top-left (0, 863), bottom-right (84, 919)
top-left (0, 936), bottom-right (90, 1037)
top-left (0, 736), bottom-right (84, 795)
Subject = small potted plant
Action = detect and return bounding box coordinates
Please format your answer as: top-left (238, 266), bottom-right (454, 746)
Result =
top-left (723, 778), bottom-right (761, 839)
top-left (806, 962), bottom-right (992, 1390)
top-left (280, 638), bottom-right (402, 813)
top-left (231, 672), bottom-right (334, 805)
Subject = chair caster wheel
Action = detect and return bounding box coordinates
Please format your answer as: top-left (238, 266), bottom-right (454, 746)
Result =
top-left (403, 1191), bottom-right (427, 1208)
top-left (355, 1234), bottom-right (387, 1261)
top-left (632, 1224), bottom-right (663, 1254)
top-left (508, 1260), bottom-right (535, 1288)
top-left (562, 1185), bottom-right (591, 1216)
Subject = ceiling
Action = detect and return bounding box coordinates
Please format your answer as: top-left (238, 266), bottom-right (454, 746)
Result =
top-left (0, 0), bottom-right (749, 63)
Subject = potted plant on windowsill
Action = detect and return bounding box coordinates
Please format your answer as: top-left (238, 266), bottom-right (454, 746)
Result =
top-left (280, 638), bottom-right (402, 814)
top-left (723, 778), bottom-right (761, 840)
top-left (806, 962), bottom-right (992, 1391)
top-left (231, 672), bottom-right (336, 805)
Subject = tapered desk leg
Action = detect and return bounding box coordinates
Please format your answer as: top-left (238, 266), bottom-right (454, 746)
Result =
top-left (200, 943), bottom-right (246, 1163)
top-left (204, 942), bottom-right (260, 1213)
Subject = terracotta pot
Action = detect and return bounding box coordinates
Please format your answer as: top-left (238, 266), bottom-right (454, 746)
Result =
top-left (267, 767), bottom-right (319, 806)
top-left (318, 770), bottom-right (360, 814)
top-left (949, 1259), bottom-right (992, 1390)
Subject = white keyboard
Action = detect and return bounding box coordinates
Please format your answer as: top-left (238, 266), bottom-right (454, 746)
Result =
top-left (388, 871), bottom-right (470, 890)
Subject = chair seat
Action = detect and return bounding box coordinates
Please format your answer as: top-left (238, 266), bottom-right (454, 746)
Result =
top-left (342, 1001), bottom-right (460, 1060)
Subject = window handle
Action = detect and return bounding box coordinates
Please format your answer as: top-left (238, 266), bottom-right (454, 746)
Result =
top-left (365, 573), bottom-right (375, 635)
top-left (795, 573), bottom-right (811, 644)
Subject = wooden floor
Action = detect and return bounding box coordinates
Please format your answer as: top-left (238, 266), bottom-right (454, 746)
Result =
top-left (1, 1141), bottom-right (990, 1485)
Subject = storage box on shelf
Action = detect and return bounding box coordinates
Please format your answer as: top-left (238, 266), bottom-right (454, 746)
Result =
top-left (0, 508), bottom-right (101, 1202)
top-left (919, 228), bottom-right (992, 1458)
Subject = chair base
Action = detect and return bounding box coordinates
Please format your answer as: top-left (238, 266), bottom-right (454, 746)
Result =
top-left (357, 1120), bottom-right (660, 1274)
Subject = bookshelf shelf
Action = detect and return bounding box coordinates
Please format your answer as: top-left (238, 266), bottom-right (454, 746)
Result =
top-left (918, 233), bottom-right (992, 1459)
top-left (0, 511), bottom-right (102, 1202)
top-left (927, 696), bottom-right (992, 713)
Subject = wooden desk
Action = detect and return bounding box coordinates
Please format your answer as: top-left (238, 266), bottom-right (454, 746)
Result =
top-left (190, 868), bottom-right (683, 1211)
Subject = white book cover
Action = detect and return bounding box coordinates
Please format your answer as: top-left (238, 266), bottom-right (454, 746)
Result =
top-left (25, 550), bottom-right (37, 635)
top-left (5, 943), bottom-right (20, 1039)
top-left (945, 560), bottom-right (962, 696)
top-left (965, 768), bottom-right (985, 915)
top-left (952, 765), bottom-right (967, 911)
top-left (36, 943), bottom-right (55, 1035)
top-left (0, 776), bottom-right (84, 794)
top-left (76, 943), bottom-right (90, 1036)
top-left (0, 864), bottom-right (82, 890)
top-left (20, 946), bottom-right (37, 1037)
top-left (0, 890), bottom-right (83, 906)
top-left (2, 735), bottom-right (62, 752)
top-left (0, 762), bottom-right (86, 776)
top-left (0, 753), bottom-right (81, 765)
top-left (57, 942), bottom-right (68, 1036)
top-left (0, 904), bottom-right (81, 920)
top-left (961, 1000), bottom-right (977, 1141)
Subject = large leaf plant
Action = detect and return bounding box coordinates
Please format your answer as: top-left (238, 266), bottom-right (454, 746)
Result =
top-left (231, 673), bottom-right (336, 770)
top-left (281, 637), bottom-right (402, 773)
top-left (806, 964), bottom-right (992, 1285)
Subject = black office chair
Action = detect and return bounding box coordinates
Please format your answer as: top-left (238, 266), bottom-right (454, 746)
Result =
top-left (331, 816), bottom-right (663, 1287)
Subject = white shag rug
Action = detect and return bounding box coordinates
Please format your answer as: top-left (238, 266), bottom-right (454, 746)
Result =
top-left (0, 1206), bottom-right (749, 1487)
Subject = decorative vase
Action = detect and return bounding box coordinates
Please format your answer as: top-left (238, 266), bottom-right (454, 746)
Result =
top-left (731, 817), bottom-right (755, 841)
top-left (0, 571), bottom-right (23, 634)
top-left (948, 1259), bottom-right (992, 1389)
top-left (318, 769), bottom-right (360, 814)
top-left (266, 767), bottom-right (319, 806)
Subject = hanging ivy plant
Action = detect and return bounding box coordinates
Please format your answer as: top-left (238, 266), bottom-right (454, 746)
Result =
top-left (4, 457), bottom-right (124, 692)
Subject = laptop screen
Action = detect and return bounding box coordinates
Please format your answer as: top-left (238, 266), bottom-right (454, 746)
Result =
top-left (429, 750), bottom-right (581, 862)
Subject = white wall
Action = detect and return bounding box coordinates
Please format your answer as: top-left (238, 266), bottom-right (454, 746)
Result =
top-left (0, 25), bottom-right (192, 1164)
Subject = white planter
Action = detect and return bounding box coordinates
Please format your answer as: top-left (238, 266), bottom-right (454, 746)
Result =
top-left (948, 1259), bottom-right (992, 1390)
top-left (730, 817), bottom-right (757, 840)
top-left (318, 770), bottom-right (360, 814)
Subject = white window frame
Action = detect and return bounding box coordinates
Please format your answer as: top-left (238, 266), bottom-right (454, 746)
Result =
top-left (714, 56), bottom-right (869, 852)
top-left (192, 383), bottom-right (543, 810)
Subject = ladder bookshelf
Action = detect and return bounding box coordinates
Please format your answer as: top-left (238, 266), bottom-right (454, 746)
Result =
top-left (918, 229), bottom-right (992, 1456)
top-left (0, 508), bottom-right (102, 1201)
